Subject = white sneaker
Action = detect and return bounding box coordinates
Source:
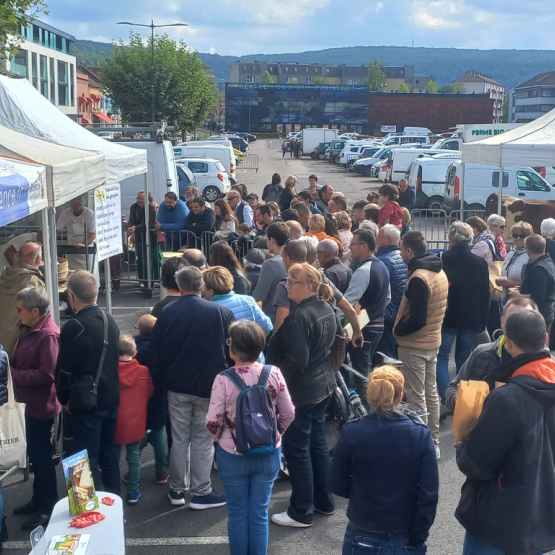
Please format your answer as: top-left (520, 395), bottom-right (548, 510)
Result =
top-left (435, 444), bottom-right (441, 460)
top-left (271, 512), bottom-right (312, 528)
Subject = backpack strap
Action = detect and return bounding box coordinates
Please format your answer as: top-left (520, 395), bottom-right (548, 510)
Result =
top-left (257, 365), bottom-right (272, 388)
top-left (222, 369), bottom-right (248, 392)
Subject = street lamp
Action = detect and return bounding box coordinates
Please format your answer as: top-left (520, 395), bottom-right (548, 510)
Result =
top-left (117, 20), bottom-right (188, 122)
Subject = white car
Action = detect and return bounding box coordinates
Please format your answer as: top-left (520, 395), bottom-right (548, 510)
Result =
top-left (286, 132), bottom-right (301, 140)
top-left (338, 144), bottom-right (380, 168)
top-left (176, 158), bottom-right (230, 202)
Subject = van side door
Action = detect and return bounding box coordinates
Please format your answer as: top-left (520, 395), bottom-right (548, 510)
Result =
top-left (515, 169), bottom-right (554, 199)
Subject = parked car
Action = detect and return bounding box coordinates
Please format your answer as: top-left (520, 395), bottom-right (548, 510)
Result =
top-left (352, 145), bottom-right (418, 177)
top-left (338, 143), bottom-right (379, 168)
top-left (444, 161), bottom-right (555, 213)
top-left (235, 132), bottom-right (257, 143)
top-left (286, 131), bottom-right (301, 140)
top-left (176, 158), bottom-right (231, 202)
top-left (311, 142), bottom-right (331, 160)
top-left (360, 146), bottom-right (381, 159)
top-left (208, 135), bottom-right (249, 152)
top-left (175, 142), bottom-right (237, 184)
top-left (408, 153), bottom-right (462, 210)
top-left (385, 148), bottom-right (460, 184)
top-left (176, 164), bottom-right (198, 202)
top-left (382, 135), bottom-right (431, 146)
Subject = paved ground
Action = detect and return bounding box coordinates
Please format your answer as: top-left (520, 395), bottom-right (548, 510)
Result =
top-left (1, 140), bottom-right (469, 554)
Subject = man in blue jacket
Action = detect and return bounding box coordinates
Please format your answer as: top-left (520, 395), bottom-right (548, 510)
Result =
top-left (155, 192), bottom-right (189, 251)
top-left (149, 266), bottom-right (234, 509)
top-left (376, 224), bottom-right (408, 358)
top-left (183, 197), bottom-right (216, 241)
top-left (397, 179), bottom-right (416, 212)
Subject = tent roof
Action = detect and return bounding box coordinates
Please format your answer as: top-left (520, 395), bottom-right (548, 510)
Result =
top-left (462, 108), bottom-right (555, 167)
top-left (0, 124), bottom-right (105, 207)
top-left (0, 76), bottom-right (146, 185)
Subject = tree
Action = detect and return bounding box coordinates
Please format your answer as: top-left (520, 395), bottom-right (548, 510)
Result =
top-left (288, 78), bottom-right (298, 84)
top-left (397, 84), bottom-right (410, 93)
top-left (452, 82), bottom-right (466, 93)
top-left (261, 70), bottom-right (273, 84)
top-left (0, 0), bottom-right (47, 61)
top-left (502, 98), bottom-right (509, 123)
top-left (364, 59), bottom-right (386, 92)
top-left (438, 84), bottom-right (453, 93)
top-left (426, 80), bottom-right (439, 93)
top-left (310, 76), bottom-right (329, 85)
top-left (100, 33), bottom-right (216, 132)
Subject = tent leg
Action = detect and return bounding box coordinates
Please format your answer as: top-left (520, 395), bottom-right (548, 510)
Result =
top-left (44, 207), bottom-right (60, 325)
top-left (497, 165), bottom-right (504, 216)
top-left (460, 162), bottom-right (466, 221)
top-left (40, 208), bottom-right (55, 322)
top-left (144, 173), bottom-right (153, 297)
top-left (104, 259), bottom-right (112, 315)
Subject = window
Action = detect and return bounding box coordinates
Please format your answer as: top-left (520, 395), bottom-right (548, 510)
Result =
top-left (57, 60), bottom-right (68, 106)
top-left (492, 172), bottom-right (509, 188)
top-left (517, 170), bottom-right (550, 192)
top-left (70, 64), bottom-right (74, 106)
top-left (285, 67), bottom-right (289, 72)
top-left (442, 140), bottom-right (460, 150)
top-left (542, 89), bottom-right (555, 97)
top-left (50, 58), bottom-right (55, 103)
top-left (31, 53), bottom-right (38, 89)
top-left (315, 68), bottom-right (318, 73)
top-left (515, 105), bottom-right (542, 113)
top-left (188, 162), bottom-right (209, 173)
top-left (415, 79), bottom-right (420, 85)
top-left (40, 55), bottom-right (48, 98)
top-left (10, 51), bottom-right (28, 77)
top-left (269, 67), bottom-right (273, 71)
top-left (294, 67), bottom-right (298, 72)
top-left (244, 75), bottom-right (255, 83)
top-left (243, 66), bottom-right (246, 70)
top-left (348, 78), bottom-right (360, 85)
top-left (306, 68), bottom-right (308, 72)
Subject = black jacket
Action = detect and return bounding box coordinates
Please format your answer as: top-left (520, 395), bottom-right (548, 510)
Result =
top-left (135, 334), bottom-right (167, 430)
top-left (323, 258), bottom-right (352, 294)
top-left (128, 202), bottom-right (157, 245)
top-left (55, 305), bottom-right (120, 411)
top-left (148, 294), bottom-right (234, 398)
top-left (184, 207), bottom-right (216, 238)
top-left (442, 242), bottom-right (490, 332)
top-left (278, 188), bottom-right (295, 213)
top-left (445, 336), bottom-right (512, 412)
top-left (456, 351), bottom-right (555, 555)
top-left (266, 295), bottom-right (338, 406)
top-left (545, 237), bottom-right (555, 263)
top-left (231, 268), bottom-right (250, 296)
top-left (262, 183), bottom-right (283, 203)
top-left (520, 254), bottom-right (555, 324)
top-left (398, 187), bottom-right (416, 211)
top-left (330, 413), bottom-right (438, 547)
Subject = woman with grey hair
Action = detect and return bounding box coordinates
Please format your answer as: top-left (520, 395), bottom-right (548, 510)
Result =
top-left (541, 217), bottom-right (555, 262)
top-left (11, 287), bottom-right (61, 530)
top-left (487, 213), bottom-right (507, 261)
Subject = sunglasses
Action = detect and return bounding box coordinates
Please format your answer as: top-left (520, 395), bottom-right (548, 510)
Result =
top-left (496, 225), bottom-right (506, 229)
top-left (512, 233), bottom-right (529, 239)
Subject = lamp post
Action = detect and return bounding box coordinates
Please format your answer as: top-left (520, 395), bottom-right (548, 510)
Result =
top-left (117, 20), bottom-right (188, 122)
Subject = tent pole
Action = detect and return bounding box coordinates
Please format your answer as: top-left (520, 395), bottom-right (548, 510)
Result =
top-left (40, 207), bottom-right (56, 323)
top-left (497, 146), bottom-right (504, 216)
top-left (460, 162), bottom-right (466, 222)
top-left (46, 206), bottom-right (60, 325)
top-left (144, 173), bottom-right (152, 292)
top-left (104, 259), bottom-right (112, 315)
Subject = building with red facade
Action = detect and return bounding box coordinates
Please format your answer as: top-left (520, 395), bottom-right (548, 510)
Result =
top-left (367, 92), bottom-right (494, 134)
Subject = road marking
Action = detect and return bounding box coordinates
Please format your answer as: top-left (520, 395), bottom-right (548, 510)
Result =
top-left (3, 537), bottom-right (229, 550)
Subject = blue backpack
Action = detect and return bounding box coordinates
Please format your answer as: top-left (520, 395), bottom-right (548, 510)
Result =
top-left (222, 365), bottom-right (278, 458)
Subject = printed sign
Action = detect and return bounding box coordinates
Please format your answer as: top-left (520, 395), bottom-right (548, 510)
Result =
top-left (381, 125), bottom-right (397, 133)
top-left (94, 183), bottom-right (122, 262)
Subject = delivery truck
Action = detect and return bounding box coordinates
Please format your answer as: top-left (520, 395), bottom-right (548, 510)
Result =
top-left (301, 128), bottom-right (339, 156)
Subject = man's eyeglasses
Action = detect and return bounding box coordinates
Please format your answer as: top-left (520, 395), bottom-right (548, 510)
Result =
top-left (286, 278), bottom-right (302, 287)
top-left (512, 233), bottom-right (529, 239)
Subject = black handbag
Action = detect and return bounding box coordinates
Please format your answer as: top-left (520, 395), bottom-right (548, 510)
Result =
top-left (69, 311), bottom-right (109, 412)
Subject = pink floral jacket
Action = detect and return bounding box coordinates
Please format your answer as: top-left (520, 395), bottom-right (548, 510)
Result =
top-left (206, 363), bottom-right (295, 455)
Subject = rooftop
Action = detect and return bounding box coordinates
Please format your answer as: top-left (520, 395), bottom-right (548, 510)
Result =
top-left (455, 70), bottom-right (503, 86)
top-left (515, 70), bottom-right (555, 89)
top-left (28, 18), bottom-right (75, 42)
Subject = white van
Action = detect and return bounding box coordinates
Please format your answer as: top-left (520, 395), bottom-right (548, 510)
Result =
top-left (444, 161), bottom-right (555, 213)
top-left (402, 127), bottom-right (433, 136)
top-left (385, 148), bottom-right (458, 184)
top-left (117, 140), bottom-right (179, 216)
top-left (408, 153), bottom-right (462, 210)
top-left (177, 158), bottom-right (231, 202)
top-left (175, 142), bottom-right (237, 184)
top-left (338, 143), bottom-right (382, 168)
top-left (382, 135), bottom-right (431, 146)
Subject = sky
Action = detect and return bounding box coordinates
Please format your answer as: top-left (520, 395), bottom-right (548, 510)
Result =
top-left (42, 0), bottom-right (555, 55)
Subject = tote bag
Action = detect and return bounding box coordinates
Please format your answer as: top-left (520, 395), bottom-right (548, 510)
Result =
top-left (0, 367), bottom-right (27, 469)
top-left (452, 380), bottom-right (490, 441)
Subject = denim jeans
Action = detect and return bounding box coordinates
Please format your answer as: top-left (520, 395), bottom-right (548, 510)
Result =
top-left (436, 327), bottom-right (476, 403)
top-left (342, 526), bottom-right (425, 555)
top-left (217, 445), bottom-right (281, 555)
top-left (461, 532), bottom-right (540, 555)
top-left (146, 427), bottom-right (167, 474)
top-left (347, 328), bottom-right (383, 403)
top-left (72, 408), bottom-right (121, 496)
top-left (281, 396), bottom-right (334, 524)
top-left (116, 441), bottom-right (141, 493)
top-left (376, 320), bottom-right (399, 359)
top-left (26, 416), bottom-right (58, 514)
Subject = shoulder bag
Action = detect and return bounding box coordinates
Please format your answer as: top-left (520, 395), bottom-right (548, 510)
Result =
top-left (69, 311), bottom-right (109, 412)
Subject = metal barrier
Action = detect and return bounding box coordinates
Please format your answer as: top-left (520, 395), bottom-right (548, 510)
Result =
top-left (237, 153), bottom-right (259, 172)
top-left (201, 231), bottom-right (254, 266)
top-left (346, 154), bottom-right (359, 172)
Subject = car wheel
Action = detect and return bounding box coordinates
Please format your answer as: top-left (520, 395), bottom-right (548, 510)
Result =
top-left (364, 166), bottom-right (373, 177)
top-left (318, 153), bottom-right (325, 160)
top-left (203, 186), bottom-right (221, 202)
top-left (426, 197), bottom-right (444, 212)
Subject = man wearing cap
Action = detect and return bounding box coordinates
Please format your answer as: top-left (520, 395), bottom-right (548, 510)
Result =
top-left (227, 190), bottom-right (254, 227)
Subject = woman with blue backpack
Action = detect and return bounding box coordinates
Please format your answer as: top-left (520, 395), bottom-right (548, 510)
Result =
top-left (206, 320), bottom-right (295, 555)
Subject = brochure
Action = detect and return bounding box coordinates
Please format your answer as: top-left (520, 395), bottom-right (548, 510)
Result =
top-left (47, 534), bottom-right (91, 555)
top-left (62, 450), bottom-right (99, 515)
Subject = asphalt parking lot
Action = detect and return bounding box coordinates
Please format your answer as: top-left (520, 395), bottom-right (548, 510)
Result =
top-left (2, 139), bottom-right (469, 554)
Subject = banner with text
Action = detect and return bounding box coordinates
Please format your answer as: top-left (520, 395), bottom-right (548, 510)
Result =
top-left (94, 184), bottom-right (122, 262)
top-left (381, 125), bottom-right (396, 133)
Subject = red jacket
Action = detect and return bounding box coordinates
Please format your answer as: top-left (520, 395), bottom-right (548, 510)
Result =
top-left (115, 359), bottom-right (154, 445)
top-left (11, 312), bottom-right (61, 419)
top-left (378, 201), bottom-right (404, 228)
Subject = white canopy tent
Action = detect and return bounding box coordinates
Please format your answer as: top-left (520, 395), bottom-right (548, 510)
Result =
top-left (0, 76), bottom-right (147, 184)
top-left (462, 110), bottom-right (555, 214)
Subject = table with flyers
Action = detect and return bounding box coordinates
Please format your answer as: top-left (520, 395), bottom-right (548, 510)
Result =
top-left (29, 491), bottom-right (125, 555)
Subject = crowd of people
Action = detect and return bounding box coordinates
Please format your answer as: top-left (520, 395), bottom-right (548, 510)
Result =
top-left (0, 172), bottom-right (554, 555)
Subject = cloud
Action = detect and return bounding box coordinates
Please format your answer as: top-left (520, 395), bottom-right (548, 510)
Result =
top-left (411, 0), bottom-right (462, 29)
top-left (209, 47), bottom-right (216, 55)
top-left (221, 0), bottom-right (332, 24)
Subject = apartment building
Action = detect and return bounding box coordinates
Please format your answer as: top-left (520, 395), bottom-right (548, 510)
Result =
top-left (1, 20), bottom-right (77, 118)
top-left (508, 71), bottom-right (555, 123)
top-left (454, 71), bottom-right (505, 123)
